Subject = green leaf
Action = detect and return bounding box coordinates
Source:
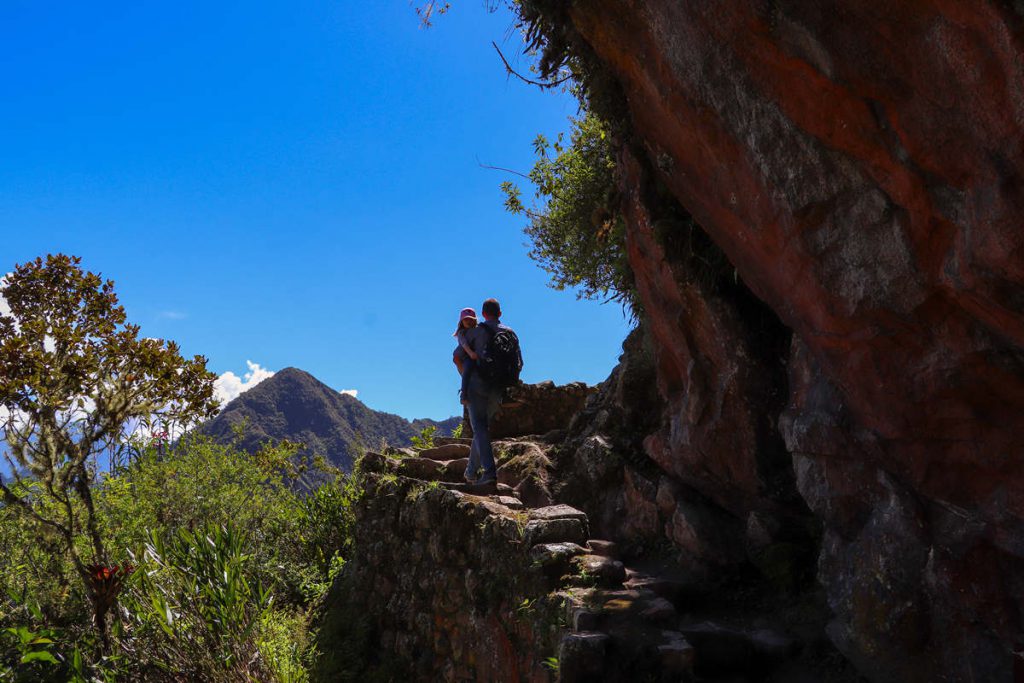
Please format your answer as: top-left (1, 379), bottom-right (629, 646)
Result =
top-left (20, 651), bottom-right (59, 665)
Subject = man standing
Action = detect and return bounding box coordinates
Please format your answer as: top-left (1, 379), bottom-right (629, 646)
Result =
top-left (462, 298), bottom-right (521, 486)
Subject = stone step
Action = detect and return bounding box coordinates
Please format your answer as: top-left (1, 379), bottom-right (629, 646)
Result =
top-left (396, 457), bottom-right (443, 480)
top-left (622, 571), bottom-right (694, 606)
top-left (585, 539), bottom-right (618, 558)
top-left (528, 504), bottom-right (589, 523)
top-left (395, 456), bottom-right (471, 483)
top-left (439, 458), bottom-right (469, 482)
top-left (556, 596), bottom-right (694, 682)
top-left (493, 495), bottom-right (523, 510)
top-left (557, 631), bottom-right (609, 683)
top-left (564, 585), bottom-right (681, 633)
top-left (440, 480), bottom-right (514, 496)
top-left (638, 597), bottom-right (677, 625)
top-left (570, 554), bottom-right (627, 588)
top-left (570, 605), bottom-right (603, 632)
top-left (524, 516), bottom-right (588, 547)
top-left (657, 630), bottom-right (696, 676)
top-left (602, 589), bottom-right (672, 619)
top-left (529, 542), bottom-right (589, 577)
top-left (434, 436), bottom-right (472, 447)
top-left (418, 443), bottom-right (471, 461)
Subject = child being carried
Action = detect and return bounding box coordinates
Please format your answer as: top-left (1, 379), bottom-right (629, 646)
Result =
top-left (452, 307), bottom-right (480, 405)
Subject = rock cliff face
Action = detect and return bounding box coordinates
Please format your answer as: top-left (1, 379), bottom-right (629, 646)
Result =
top-left (541, 1), bottom-right (1024, 680)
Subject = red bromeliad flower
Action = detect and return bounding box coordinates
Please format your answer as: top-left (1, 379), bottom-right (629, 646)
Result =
top-left (85, 563), bottom-right (136, 618)
top-left (82, 563), bottom-right (136, 641)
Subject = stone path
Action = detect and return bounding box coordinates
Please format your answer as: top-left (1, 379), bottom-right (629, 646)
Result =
top-left (383, 437), bottom-right (850, 683)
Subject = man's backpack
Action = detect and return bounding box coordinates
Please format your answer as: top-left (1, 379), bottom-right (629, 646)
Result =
top-left (478, 325), bottom-right (523, 389)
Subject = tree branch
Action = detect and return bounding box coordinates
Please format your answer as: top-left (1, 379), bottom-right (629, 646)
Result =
top-left (0, 479), bottom-right (72, 541)
top-left (476, 156), bottom-right (532, 181)
top-left (492, 42), bottom-right (571, 89)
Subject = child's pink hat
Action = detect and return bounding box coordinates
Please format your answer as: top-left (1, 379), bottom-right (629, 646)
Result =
top-left (454, 307), bottom-right (477, 336)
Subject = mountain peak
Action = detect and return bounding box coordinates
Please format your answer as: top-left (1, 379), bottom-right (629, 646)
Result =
top-left (199, 367), bottom-right (458, 471)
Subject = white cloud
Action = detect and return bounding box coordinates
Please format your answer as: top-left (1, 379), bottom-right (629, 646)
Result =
top-left (214, 361), bottom-right (275, 408)
top-left (340, 389), bottom-right (358, 398)
top-left (1, 274), bottom-right (53, 350)
top-left (158, 311), bottom-right (187, 320)
top-left (0, 273), bottom-right (11, 320)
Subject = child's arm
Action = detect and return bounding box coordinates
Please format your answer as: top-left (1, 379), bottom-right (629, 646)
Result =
top-left (459, 334), bottom-right (479, 361)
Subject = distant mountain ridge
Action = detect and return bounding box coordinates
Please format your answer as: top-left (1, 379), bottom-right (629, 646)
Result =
top-left (199, 367), bottom-right (459, 471)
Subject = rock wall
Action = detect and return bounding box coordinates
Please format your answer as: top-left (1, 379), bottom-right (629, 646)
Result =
top-left (463, 381), bottom-right (596, 440)
top-left (312, 455), bottom-right (561, 682)
top-left (544, 1), bottom-right (1024, 680)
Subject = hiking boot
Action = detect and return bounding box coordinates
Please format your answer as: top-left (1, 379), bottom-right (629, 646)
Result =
top-left (476, 475), bottom-right (497, 487)
top-left (463, 472), bottom-right (479, 484)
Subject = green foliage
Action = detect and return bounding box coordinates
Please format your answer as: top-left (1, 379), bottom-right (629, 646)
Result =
top-left (0, 479), bottom-right (88, 625)
top-left (293, 473), bottom-right (361, 600)
top-left (101, 437), bottom-right (299, 567)
top-left (501, 113), bottom-right (633, 307)
top-left (0, 434), bottom-right (359, 680)
top-left (2, 624), bottom-right (59, 673)
top-left (450, 421), bottom-right (464, 439)
top-left (410, 425), bottom-right (437, 451)
top-left (0, 254), bottom-right (218, 648)
top-left (257, 609), bottom-right (310, 683)
top-left (118, 524), bottom-right (273, 680)
top-left (0, 590), bottom-right (115, 682)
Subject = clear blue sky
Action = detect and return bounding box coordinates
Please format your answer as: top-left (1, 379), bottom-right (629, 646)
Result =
top-left (0, 1), bottom-right (633, 420)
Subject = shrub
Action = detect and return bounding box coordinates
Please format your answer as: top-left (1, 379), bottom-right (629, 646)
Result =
top-left (410, 425), bottom-right (437, 451)
top-left (501, 113), bottom-right (634, 307)
top-left (118, 524), bottom-right (273, 681)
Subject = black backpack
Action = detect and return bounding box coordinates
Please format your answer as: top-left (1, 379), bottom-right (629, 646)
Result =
top-left (477, 325), bottom-right (523, 389)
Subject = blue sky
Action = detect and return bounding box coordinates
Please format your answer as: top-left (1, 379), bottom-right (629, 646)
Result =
top-left (0, 1), bottom-right (633, 420)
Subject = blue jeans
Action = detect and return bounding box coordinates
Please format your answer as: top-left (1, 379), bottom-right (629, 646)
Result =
top-left (464, 379), bottom-right (499, 481)
top-left (459, 360), bottom-right (475, 402)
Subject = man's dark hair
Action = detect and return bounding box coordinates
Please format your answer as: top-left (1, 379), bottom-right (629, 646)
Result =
top-left (482, 298), bottom-right (501, 318)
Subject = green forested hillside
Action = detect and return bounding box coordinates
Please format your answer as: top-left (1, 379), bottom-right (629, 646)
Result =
top-left (199, 367), bottom-right (460, 471)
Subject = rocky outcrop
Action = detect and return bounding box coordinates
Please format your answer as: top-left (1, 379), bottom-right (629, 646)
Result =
top-left (554, 324), bottom-right (818, 590)
top-left (532, 1), bottom-right (1024, 679)
top-left (463, 381), bottom-right (596, 440)
top-left (315, 444), bottom-right (857, 682)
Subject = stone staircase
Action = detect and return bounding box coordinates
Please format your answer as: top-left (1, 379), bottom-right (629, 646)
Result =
top-left (369, 437), bottom-right (850, 683)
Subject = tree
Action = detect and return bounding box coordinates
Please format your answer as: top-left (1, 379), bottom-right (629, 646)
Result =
top-left (501, 112), bottom-right (634, 307)
top-left (0, 254), bottom-right (218, 649)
